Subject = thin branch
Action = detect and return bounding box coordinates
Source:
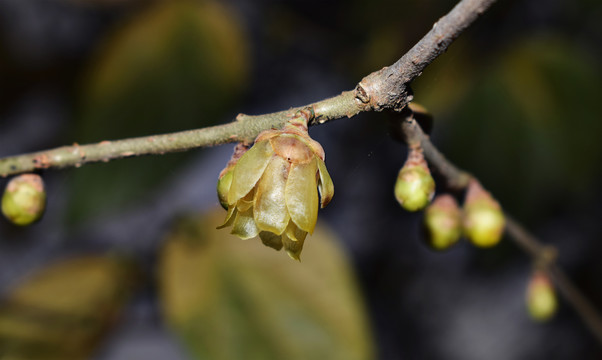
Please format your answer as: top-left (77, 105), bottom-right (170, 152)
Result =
top-left (398, 113), bottom-right (602, 346)
top-left (506, 218), bottom-right (602, 345)
top-left (357, 0), bottom-right (497, 111)
top-left (0, 0), bottom-right (497, 177)
top-left (0, 92), bottom-right (360, 177)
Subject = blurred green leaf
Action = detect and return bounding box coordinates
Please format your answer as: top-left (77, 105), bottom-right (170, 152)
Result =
top-left (423, 35), bottom-right (602, 220)
top-left (68, 0), bottom-right (249, 224)
top-left (159, 209), bottom-right (374, 360)
top-left (0, 255), bottom-right (137, 359)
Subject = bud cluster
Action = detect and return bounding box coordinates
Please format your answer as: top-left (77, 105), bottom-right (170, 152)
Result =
top-left (392, 144), bottom-right (505, 251)
top-left (420, 180), bottom-right (505, 251)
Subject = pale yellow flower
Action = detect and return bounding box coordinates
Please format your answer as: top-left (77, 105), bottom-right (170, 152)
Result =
top-left (218, 124), bottom-right (334, 260)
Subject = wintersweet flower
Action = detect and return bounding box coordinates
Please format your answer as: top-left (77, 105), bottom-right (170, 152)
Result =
top-left (218, 118), bottom-right (334, 260)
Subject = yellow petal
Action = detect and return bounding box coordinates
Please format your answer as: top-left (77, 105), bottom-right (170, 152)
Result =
top-left (231, 208), bottom-right (259, 240)
top-left (236, 190), bottom-right (255, 212)
top-left (216, 206), bottom-right (237, 229)
top-left (283, 230), bottom-right (307, 261)
top-left (228, 140), bottom-right (273, 205)
top-left (316, 158), bottom-right (334, 208)
top-left (253, 156), bottom-right (290, 234)
top-left (285, 158), bottom-right (319, 234)
top-left (285, 221), bottom-right (308, 242)
top-left (259, 231), bottom-right (283, 251)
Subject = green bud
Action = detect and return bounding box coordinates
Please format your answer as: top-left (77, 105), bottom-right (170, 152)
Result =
top-left (422, 194), bottom-right (461, 251)
top-left (394, 148), bottom-right (435, 212)
top-left (462, 180), bottom-right (505, 248)
top-left (526, 271), bottom-right (557, 322)
top-left (2, 174), bottom-right (47, 226)
top-left (217, 168), bottom-right (233, 210)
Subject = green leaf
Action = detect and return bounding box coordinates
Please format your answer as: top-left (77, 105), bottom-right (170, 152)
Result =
top-left (0, 256), bottom-right (137, 359)
top-left (424, 35), bottom-right (602, 221)
top-left (159, 210), bottom-right (375, 360)
top-left (68, 0), bottom-right (249, 224)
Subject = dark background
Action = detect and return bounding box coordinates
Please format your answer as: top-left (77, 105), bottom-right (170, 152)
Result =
top-left (1, 0), bottom-right (601, 359)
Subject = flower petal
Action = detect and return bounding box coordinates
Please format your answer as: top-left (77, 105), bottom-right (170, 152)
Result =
top-left (270, 135), bottom-right (313, 164)
top-left (285, 158), bottom-right (319, 234)
top-left (228, 140), bottom-right (274, 205)
top-left (259, 231), bottom-right (283, 251)
top-left (316, 158), bottom-right (334, 208)
top-left (253, 156), bottom-right (290, 234)
top-left (285, 221), bottom-right (307, 242)
top-left (236, 189), bottom-right (255, 212)
top-left (216, 206), bottom-right (237, 229)
top-left (283, 230), bottom-right (307, 261)
top-left (231, 208), bottom-right (259, 240)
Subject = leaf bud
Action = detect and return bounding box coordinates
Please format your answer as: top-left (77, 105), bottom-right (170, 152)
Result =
top-left (526, 271), bottom-right (557, 322)
top-left (462, 180), bottom-right (505, 248)
top-left (2, 174), bottom-right (47, 226)
top-left (394, 147), bottom-right (435, 212)
top-left (422, 194), bottom-right (462, 251)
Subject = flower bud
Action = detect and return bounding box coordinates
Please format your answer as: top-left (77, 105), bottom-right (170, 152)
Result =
top-left (422, 194), bottom-right (461, 251)
top-left (394, 148), bottom-right (435, 212)
top-left (526, 271), bottom-right (557, 322)
top-left (462, 180), bottom-right (505, 248)
top-left (2, 174), bottom-right (47, 226)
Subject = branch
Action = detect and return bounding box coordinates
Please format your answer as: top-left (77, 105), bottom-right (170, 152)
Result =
top-left (357, 0), bottom-right (497, 111)
top-left (0, 0), bottom-right (497, 177)
top-left (506, 218), bottom-right (602, 345)
top-left (397, 112), bottom-right (602, 346)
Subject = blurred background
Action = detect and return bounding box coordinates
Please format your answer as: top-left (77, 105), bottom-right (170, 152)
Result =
top-left (0, 0), bottom-right (601, 358)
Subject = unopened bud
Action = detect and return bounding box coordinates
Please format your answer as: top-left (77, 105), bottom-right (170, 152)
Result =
top-left (394, 148), bottom-right (435, 212)
top-left (462, 180), bottom-right (505, 248)
top-left (526, 271), bottom-right (557, 322)
top-left (2, 174), bottom-right (47, 226)
top-left (423, 194), bottom-right (462, 251)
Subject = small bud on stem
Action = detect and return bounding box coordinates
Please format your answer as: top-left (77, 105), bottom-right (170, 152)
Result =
top-left (526, 271), bottom-right (558, 322)
top-left (394, 147), bottom-right (435, 212)
top-left (462, 179), bottom-right (505, 248)
top-left (2, 174), bottom-right (47, 226)
top-left (422, 194), bottom-right (462, 251)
